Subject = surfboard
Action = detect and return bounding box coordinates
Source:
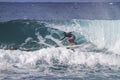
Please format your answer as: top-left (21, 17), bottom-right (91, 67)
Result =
top-left (66, 45), bottom-right (81, 52)
top-left (66, 45), bottom-right (81, 49)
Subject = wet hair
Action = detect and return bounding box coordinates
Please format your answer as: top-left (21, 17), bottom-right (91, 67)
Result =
top-left (63, 32), bottom-right (67, 36)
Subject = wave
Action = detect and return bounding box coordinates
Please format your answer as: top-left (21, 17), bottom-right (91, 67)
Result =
top-left (0, 19), bottom-right (120, 52)
top-left (0, 19), bottom-right (86, 51)
top-left (0, 19), bottom-right (120, 63)
top-left (1, 19), bottom-right (120, 79)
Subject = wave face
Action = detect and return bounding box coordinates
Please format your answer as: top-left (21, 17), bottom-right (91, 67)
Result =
top-left (0, 19), bottom-right (120, 80)
top-left (0, 20), bottom-right (87, 51)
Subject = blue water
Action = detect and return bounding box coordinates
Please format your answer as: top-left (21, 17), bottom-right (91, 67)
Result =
top-left (1, 2), bottom-right (120, 80)
top-left (0, 2), bottom-right (120, 22)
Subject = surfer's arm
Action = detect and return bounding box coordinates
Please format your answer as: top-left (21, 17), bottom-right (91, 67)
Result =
top-left (60, 37), bottom-right (65, 40)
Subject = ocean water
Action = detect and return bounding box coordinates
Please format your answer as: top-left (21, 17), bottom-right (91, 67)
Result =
top-left (0, 2), bottom-right (120, 80)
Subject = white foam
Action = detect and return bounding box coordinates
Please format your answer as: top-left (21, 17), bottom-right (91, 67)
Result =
top-left (46, 35), bottom-right (64, 47)
top-left (0, 44), bottom-right (120, 70)
top-left (47, 19), bottom-right (120, 53)
top-left (36, 32), bottom-right (52, 47)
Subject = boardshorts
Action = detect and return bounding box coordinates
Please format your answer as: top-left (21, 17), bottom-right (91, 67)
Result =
top-left (67, 35), bottom-right (75, 43)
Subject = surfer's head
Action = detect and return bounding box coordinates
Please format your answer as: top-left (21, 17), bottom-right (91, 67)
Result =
top-left (63, 32), bottom-right (67, 36)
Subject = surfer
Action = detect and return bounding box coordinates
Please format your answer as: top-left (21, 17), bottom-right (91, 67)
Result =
top-left (61, 32), bottom-right (76, 46)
